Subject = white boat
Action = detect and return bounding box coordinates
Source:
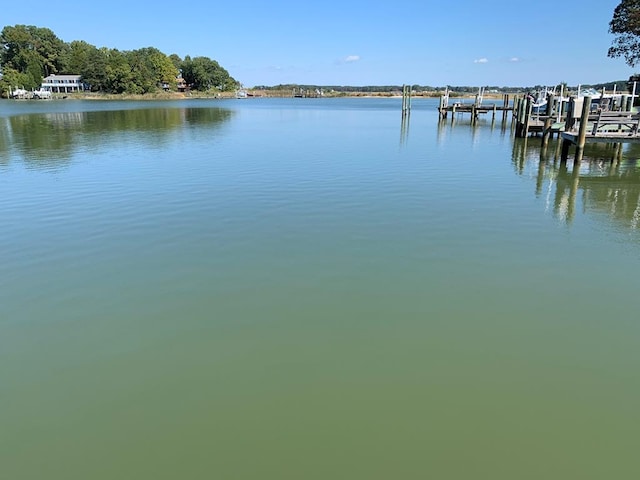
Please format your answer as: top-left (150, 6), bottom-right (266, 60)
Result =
top-left (235, 89), bottom-right (248, 99)
top-left (32, 89), bottom-right (52, 99)
top-left (10, 87), bottom-right (30, 99)
top-left (575, 87), bottom-right (626, 112)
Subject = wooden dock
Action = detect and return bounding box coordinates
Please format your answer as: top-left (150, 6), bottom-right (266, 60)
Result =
top-left (438, 91), bottom-right (513, 124)
top-left (558, 96), bottom-right (640, 161)
top-left (435, 88), bottom-right (640, 162)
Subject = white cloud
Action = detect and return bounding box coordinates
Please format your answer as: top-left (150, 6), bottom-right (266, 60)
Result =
top-left (509, 57), bottom-right (520, 62)
top-left (344, 55), bottom-right (361, 63)
top-left (474, 58), bottom-right (489, 64)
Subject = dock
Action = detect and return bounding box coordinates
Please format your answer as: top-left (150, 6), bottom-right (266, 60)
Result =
top-left (438, 89), bottom-right (513, 124)
top-left (437, 86), bottom-right (640, 164)
top-left (558, 96), bottom-right (640, 162)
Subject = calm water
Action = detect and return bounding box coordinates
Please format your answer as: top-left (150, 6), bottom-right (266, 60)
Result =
top-left (1, 97), bottom-right (639, 479)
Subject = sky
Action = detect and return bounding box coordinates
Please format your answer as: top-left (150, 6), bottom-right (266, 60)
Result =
top-left (2, 0), bottom-right (635, 88)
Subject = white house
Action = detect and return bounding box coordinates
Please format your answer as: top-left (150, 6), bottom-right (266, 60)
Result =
top-left (41, 74), bottom-right (86, 93)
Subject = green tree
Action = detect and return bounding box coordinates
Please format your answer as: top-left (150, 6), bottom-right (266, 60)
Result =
top-left (0, 24), bottom-right (238, 95)
top-left (124, 47), bottom-right (179, 93)
top-left (104, 49), bottom-right (133, 94)
top-left (609, 1), bottom-right (640, 66)
top-left (81, 47), bottom-right (109, 91)
top-left (0, 25), bottom-right (67, 86)
top-left (0, 66), bottom-right (32, 96)
top-left (60, 40), bottom-right (97, 75)
top-left (169, 53), bottom-right (182, 70)
top-left (181, 55), bottom-right (237, 91)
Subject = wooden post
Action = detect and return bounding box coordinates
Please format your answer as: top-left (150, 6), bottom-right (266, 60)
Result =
top-left (542, 116), bottom-right (553, 149)
top-left (471, 104), bottom-right (477, 125)
top-left (515, 96), bottom-right (522, 128)
top-left (546, 94), bottom-right (555, 117)
top-left (523, 97), bottom-right (532, 137)
top-left (575, 96), bottom-right (592, 158)
top-left (502, 94), bottom-right (508, 123)
top-left (515, 97), bottom-right (524, 136)
top-left (565, 97), bottom-right (576, 132)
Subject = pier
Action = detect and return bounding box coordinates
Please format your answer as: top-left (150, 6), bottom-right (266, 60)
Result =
top-left (438, 88), bottom-right (513, 124)
top-left (437, 85), bottom-right (640, 164)
top-left (557, 96), bottom-right (640, 162)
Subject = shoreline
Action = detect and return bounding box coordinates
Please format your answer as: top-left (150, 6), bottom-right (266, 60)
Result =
top-left (4, 88), bottom-right (514, 102)
top-left (34, 90), bottom-right (505, 101)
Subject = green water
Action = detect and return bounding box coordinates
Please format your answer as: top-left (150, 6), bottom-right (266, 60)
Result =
top-left (1, 98), bottom-right (638, 479)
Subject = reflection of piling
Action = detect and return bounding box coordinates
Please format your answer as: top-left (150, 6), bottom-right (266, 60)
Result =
top-left (400, 111), bottom-right (410, 146)
top-left (401, 85), bottom-right (411, 116)
top-left (541, 117), bottom-right (554, 150)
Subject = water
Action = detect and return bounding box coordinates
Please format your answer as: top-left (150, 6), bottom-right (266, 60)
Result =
top-left (1, 97), bottom-right (639, 479)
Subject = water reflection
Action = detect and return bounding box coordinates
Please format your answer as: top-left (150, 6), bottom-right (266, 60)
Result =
top-left (513, 136), bottom-right (640, 228)
top-left (0, 107), bottom-right (233, 169)
top-left (436, 113), bottom-right (511, 146)
top-left (400, 113), bottom-right (410, 146)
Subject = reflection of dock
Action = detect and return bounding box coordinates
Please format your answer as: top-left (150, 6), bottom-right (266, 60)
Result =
top-left (511, 132), bottom-right (640, 227)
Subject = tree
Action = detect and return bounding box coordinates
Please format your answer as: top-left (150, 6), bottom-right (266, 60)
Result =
top-left (169, 54), bottom-right (182, 70)
top-left (61, 40), bottom-right (97, 75)
top-left (181, 55), bottom-right (238, 91)
top-left (0, 25), bottom-right (67, 85)
top-left (608, 1), bottom-right (640, 66)
top-left (104, 49), bottom-right (134, 94)
top-left (0, 24), bottom-right (239, 95)
top-left (0, 66), bottom-right (32, 96)
top-left (81, 47), bottom-right (109, 91)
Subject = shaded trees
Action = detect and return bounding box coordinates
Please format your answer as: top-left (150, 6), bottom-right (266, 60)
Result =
top-left (181, 55), bottom-right (238, 91)
top-left (0, 24), bottom-right (238, 95)
top-left (0, 25), bottom-right (67, 88)
top-left (609, 0), bottom-right (640, 66)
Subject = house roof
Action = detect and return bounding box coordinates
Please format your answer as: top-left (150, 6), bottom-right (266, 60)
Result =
top-left (43, 74), bottom-right (82, 81)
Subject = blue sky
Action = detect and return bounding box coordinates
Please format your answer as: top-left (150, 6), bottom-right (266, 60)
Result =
top-left (3, 0), bottom-right (634, 87)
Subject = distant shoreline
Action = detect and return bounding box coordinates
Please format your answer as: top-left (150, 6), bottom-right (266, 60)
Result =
top-left (42, 90), bottom-right (505, 101)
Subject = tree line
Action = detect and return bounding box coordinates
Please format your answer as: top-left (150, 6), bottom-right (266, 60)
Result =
top-left (0, 25), bottom-right (239, 95)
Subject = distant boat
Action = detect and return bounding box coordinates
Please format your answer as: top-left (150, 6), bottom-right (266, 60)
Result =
top-left (10, 87), bottom-right (30, 99)
top-left (32, 89), bottom-right (52, 100)
top-left (235, 89), bottom-right (248, 99)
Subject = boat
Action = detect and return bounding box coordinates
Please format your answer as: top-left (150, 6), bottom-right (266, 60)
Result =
top-left (32, 89), bottom-right (52, 99)
top-left (9, 87), bottom-right (30, 99)
top-left (235, 89), bottom-right (248, 99)
top-left (530, 91), bottom-right (550, 114)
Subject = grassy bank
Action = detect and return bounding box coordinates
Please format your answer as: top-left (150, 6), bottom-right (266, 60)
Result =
top-left (48, 89), bottom-right (500, 101)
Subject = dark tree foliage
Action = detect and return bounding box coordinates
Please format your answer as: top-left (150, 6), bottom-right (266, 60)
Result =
top-left (0, 24), bottom-right (238, 94)
top-left (0, 25), bottom-right (67, 88)
top-left (181, 56), bottom-right (238, 91)
top-left (609, 0), bottom-right (640, 66)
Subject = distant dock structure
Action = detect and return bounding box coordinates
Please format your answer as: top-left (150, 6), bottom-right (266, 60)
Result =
top-left (438, 87), bottom-right (513, 124)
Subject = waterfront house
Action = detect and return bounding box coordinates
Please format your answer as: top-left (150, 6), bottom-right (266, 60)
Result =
top-left (41, 74), bottom-right (86, 93)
